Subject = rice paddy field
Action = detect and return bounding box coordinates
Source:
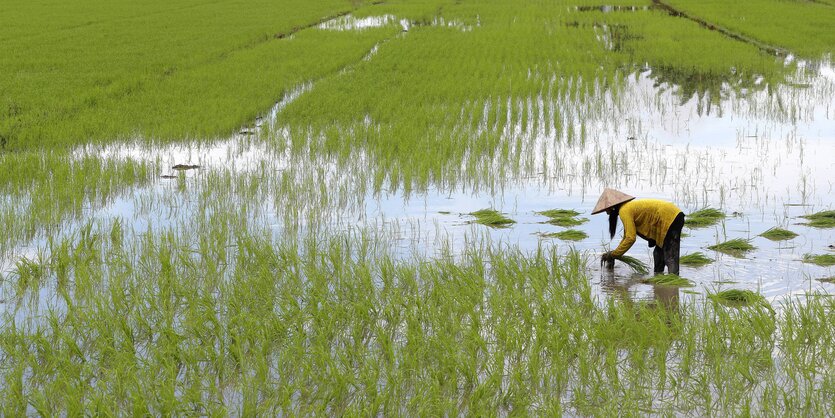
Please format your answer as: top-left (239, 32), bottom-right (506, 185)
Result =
top-left (1, 0), bottom-right (835, 415)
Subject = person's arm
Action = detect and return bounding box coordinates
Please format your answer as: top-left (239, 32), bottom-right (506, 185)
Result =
top-left (610, 210), bottom-right (636, 257)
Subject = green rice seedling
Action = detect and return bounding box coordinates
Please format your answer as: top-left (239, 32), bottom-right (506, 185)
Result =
top-left (800, 210), bottom-right (835, 228)
top-left (468, 208), bottom-right (515, 227)
top-left (536, 209), bottom-right (588, 227)
top-left (642, 274), bottom-right (694, 287)
top-left (680, 252), bottom-right (714, 266)
top-left (545, 216), bottom-right (589, 227)
top-left (708, 289), bottom-right (768, 307)
top-left (759, 227), bottom-right (798, 241)
top-left (684, 208), bottom-right (725, 228)
top-left (708, 238), bottom-right (756, 258)
top-left (540, 229), bottom-right (588, 241)
top-left (802, 254), bottom-right (835, 267)
top-left (615, 255), bottom-right (649, 274)
top-left (537, 209), bottom-right (581, 218)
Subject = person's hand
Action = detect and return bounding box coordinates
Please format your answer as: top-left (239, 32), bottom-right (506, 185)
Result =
top-left (601, 252), bottom-right (615, 269)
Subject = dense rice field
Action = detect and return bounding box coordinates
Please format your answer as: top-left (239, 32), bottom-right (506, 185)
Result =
top-left (1, 0), bottom-right (834, 414)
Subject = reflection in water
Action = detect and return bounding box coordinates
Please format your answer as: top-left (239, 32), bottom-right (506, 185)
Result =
top-left (600, 268), bottom-right (681, 313)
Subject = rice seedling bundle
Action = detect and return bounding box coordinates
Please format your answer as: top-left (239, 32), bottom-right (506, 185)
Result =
top-left (616, 254), bottom-right (650, 274)
top-left (643, 274), bottom-right (695, 287)
top-left (680, 252), bottom-right (714, 266)
top-left (759, 227), bottom-right (798, 241)
top-left (801, 210), bottom-right (835, 228)
top-left (540, 229), bottom-right (588, 241)
top-left (708, 238), bottom-right (756, 258)
top-left (684, 208), bottom-right (725, 228)
top-left (469, 208), bottom-right (516, 227)
top-left (708, 289), bottom-right (768, 307)
top-left (803, 254), bottom-right (835, 267)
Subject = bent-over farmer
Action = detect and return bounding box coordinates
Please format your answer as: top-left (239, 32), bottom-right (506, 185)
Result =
top-left (593, 188), bottom-right (685, 274)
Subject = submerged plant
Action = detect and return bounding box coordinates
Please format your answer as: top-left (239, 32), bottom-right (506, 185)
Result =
top-left (541, 229), bottom-right (588, 241)
top-left (802, 254), bottom-right (835, 267)
top-left (643, 274), bottom-right (694, 287)
top-left (708, 238), bottom-right (756, 258)
top-left (759, 227), bottom-right (798, 241)
top-left (685, 208), bottom-right (725, 228)
top-left (801, 210), bottom-right (835, 228)
top-left (680, 252), bottom-right (714, 266)
top-left (468, 208), bottom-right (516, 227)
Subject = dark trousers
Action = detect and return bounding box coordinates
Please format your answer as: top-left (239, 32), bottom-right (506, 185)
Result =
top-left (654, 212), bottom-right (685, 275)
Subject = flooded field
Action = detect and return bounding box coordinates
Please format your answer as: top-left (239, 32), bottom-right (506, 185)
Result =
top-left (1, 0), bottom-right (834, 415)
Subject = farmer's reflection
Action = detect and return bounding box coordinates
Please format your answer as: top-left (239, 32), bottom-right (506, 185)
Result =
top-left (601, 268), bottom-right (680, 312)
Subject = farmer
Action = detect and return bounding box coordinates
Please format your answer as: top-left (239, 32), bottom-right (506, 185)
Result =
top-left (593, 188), bottom-right (685, 274)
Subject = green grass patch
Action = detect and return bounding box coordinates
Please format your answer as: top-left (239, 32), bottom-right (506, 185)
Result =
top-left (469, 208), bottom-right (516, 227)
top-left (708, 238), bottom-right (756, 258)
top-left (816, 277), bottom-right (835, 283)
top-left (803, 254), bottom-right (835, 267)
top-left (801, 210), bottom-right (835, 228)
top-left (643, 274), bottom-right (695, 287)
top-left (759, 227), bottom-right (798, 241)
top-left (540, 229), bottom-right (588, 241)
top-left (684, 208), bottom-right (725, 228)
top-left (680, 252), bottom-right (714, 267)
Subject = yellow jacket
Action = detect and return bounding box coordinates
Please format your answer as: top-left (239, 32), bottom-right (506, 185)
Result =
top-left (611, 199), bottom-right (682, 257)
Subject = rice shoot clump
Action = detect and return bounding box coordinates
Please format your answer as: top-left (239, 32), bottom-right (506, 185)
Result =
top-left (680, 252), bottom-right (714, 266)
top-left (616, 255), bottom-right (650, 274)
top-left (759, 227), bottom-right (798, 241)
top-left (643, 274), bottom-right (695, 287)
top-left (540, 229), bottom-right (588, 241)
top-left (709, 289), bottom-right (770, 309)
top-left (537, 208), bottom-right (588, 227)
top-left (801, 210), bottom-right (835, 228)
top-left (802, 254), bottom-right (835, 266)
top-left (469, 208), bottom-right (516, 227)
top-left (685, 208), bottom-right (725, 228)
top-left (708, 239), bottom-right (756, 258)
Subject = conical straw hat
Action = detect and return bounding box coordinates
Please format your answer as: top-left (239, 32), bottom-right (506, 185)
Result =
top-left (591, 188), bottom-right (635, 214)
